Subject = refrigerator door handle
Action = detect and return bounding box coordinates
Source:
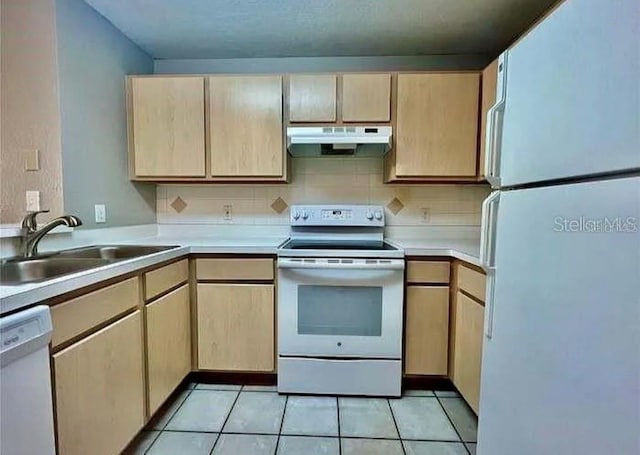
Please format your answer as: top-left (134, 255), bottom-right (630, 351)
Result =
top-left (484, 52), bottom-right (508, 189)
top-left (480, 191), bottom-right (500, 270)
top-left (484, 267), bottom-right (497, 339)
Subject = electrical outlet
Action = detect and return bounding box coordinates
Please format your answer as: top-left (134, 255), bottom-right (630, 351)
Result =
top-left (26, 191), bottom-right (40, 211)
top-left (421, 208), bottom-right (431, 223)
top-left (223, 204), bottom-right (233, 221)
top-left (94, 204), bottom-right (106, 223)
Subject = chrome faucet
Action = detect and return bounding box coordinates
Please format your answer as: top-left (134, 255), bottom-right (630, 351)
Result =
top-left (20, 210), bottom-right (83, 257)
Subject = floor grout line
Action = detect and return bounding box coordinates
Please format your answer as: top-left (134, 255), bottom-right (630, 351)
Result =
top-left (208, 387), bottom-right (242, 455)
top-left (387, 398), bottom-right (406, 455)
top-left (434, 394), bottom-right (468, 452)
top-left (274, 395), bottom-right (288, 455)
top-left (143, 387), bottom-right (194, 454)
top-left (140, 429), bottom-right (162, 455)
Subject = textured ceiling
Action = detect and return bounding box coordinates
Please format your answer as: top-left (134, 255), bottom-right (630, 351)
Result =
top-left (84, 0), bottom-right (558, 59)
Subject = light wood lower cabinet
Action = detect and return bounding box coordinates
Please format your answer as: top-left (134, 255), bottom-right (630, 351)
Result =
top-left (53, 311), bottom-right (145, 455)
top-left (145, 284), bottom-right (191, 415)
top-left (452, 291), bottom-right (485, 414)
top-left (197, 284), bottom-right (275, 371)
top-left (405, 286), bottom-right (450, 375)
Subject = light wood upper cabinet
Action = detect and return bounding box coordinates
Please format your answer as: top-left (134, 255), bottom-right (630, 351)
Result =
top-left (479, 59), bottom-right (499, 180)
top-left (288, 74), bottom-right (337, 122)
top-left (197, 283), bottom-right (275, 372)
top-left (209, 75), bottom-right (284, 177)
top-left (342, 73), bottom-right (391, 122)
top-left (452, 291), bottom-right (484, 414)
top-left (146, 284), bottom-right (191, 415)
top-left (405, 286), bottom-right (450, 375)
top-left (53, 311), bottom-right (145, 455)
top-left (394, 73), bottom-right (480, 177)
top-left (129, 77), bottom-right (205, 177)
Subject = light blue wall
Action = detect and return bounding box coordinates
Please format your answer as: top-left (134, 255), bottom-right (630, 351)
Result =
top-left (154, 55), bottom-right (490, 74)
top-left (56, 0), bottom-right (155, 229)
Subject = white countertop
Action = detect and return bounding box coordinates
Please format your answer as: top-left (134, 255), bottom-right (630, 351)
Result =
top-left (387, 238), bottom-right (482, 267)
top-left (1, 235), bottom-right (480, 315)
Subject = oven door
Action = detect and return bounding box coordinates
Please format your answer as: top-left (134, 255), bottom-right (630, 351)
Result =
top-left (277, 258), bottom-right (404, 359)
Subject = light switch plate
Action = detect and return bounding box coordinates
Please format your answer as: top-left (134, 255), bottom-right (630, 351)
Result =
top-left (26, 191), bottom-right (40, 211)
top-left (94, 204), bottom-right (106, 223)
top-left (25, 149), bottom-right (40, 171)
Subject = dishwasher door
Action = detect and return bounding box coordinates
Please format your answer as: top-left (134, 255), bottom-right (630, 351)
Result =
top-left (1, 305), bottom-right (56, 455)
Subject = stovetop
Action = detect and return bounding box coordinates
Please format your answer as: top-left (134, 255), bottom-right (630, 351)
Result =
top-left (279, 204), bottom-right (405, 258)
top-left (278, 239), bottom-right (404, 259)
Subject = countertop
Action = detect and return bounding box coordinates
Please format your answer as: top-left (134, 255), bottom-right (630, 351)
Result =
top-left (387, 238), bottom-right (482, 267)
top-left (1, 235), bottom-right (481, 315)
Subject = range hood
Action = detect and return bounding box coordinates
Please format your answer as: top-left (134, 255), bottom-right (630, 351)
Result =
top-left (287, 126), bottom-right (392, 156)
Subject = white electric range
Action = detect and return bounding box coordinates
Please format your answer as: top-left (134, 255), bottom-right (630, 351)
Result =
top-left (277, 205), bottom-right (405, 397)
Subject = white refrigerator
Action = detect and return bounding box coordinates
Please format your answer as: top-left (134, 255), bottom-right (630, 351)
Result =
top-left (477, 1), bottom-right (640, 454)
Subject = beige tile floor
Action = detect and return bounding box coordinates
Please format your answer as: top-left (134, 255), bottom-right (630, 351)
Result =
top-left (125, 384), bottom-right (477, 455)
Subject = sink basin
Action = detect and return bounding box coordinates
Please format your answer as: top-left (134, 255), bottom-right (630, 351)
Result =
top-left (1, 258), bottom-right (112, 285)
top-left (56, 245), bottom-right (178, 260)
top-left (0, 245), bottom-right (179, 285)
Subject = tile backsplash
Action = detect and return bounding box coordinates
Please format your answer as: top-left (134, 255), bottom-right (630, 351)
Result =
top-left (157, 157), bottom-right (490, 227)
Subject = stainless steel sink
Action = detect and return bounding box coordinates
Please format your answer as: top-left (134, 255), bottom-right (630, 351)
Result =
top-left (1, 245), bottom-right (179, 285)
top-left (57, 245), bottom-right (178, 260)
top-left (0, 258), bottom-right (112, 285)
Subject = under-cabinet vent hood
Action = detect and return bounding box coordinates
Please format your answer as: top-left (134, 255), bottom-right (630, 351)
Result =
top-left (287, 126), bottom-right (392, 156)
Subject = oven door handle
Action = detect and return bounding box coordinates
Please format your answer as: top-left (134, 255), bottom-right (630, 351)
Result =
top-left (277, 258), bottom-right (405, 271)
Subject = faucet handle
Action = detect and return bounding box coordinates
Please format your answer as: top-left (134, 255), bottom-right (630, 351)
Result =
top-left (21, 210), bottom-right (50, 232)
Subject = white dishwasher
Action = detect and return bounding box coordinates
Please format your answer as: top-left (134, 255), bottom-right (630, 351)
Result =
top-left (1, 305), bottom-right (56, 455)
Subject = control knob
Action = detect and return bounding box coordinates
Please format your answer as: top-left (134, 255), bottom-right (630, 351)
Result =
top-left (374, 211), bottom-right (383, 220)
top-left (292, 210), bottom-right (300, 220)
top-left (301, 211), bottom-right (309, 220)
top-left (366, 211), bottom-right (374, 220)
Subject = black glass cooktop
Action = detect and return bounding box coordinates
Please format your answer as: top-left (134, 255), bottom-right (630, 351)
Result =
top-left (281, 240), bottom-right (399, 251)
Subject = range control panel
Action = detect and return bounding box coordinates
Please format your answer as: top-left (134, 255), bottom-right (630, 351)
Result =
top-left (290, 205), bottom-right (385, 227)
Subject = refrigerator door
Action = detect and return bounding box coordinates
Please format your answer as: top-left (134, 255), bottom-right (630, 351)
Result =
top-left (492, 0), bottom-right (639, 188)
top-left (477, 176), bottom-right (640, 455)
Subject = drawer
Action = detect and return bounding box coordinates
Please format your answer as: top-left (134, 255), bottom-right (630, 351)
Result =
top-left (406, 261), bottom-right (450, 284)
top-left (51, 277), bottom-right (139, 348)
top-left (457, 263), bottom-right (486, 302)
top-left (145, 259), bottom-right (189, 300)
top-left (196, 258), bottom-right (274, 281)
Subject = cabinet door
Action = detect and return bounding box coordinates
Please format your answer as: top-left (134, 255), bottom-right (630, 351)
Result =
top-left (197, 284), bottom-right (274, 371)
top-left (479, 59), bottom-right (499, 180)
top-left (404, 286), bottom-right (449, 375)
top-left (209, 75), bottom-right (284, 177)
top-left (342, 73), bottom-right (391, 122)
top-left (130, 77), bottom-right (205, 177)
top-left (53, 311), bottom-right (144, 455)
top-left (452, 291), bottom-right (484, 414)
top-left (396, 73), bottom-right (479, 177)
top-left (288, 74), bottom-right (337, 122)
top-left (146, 284), bottom-right (191, 415)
